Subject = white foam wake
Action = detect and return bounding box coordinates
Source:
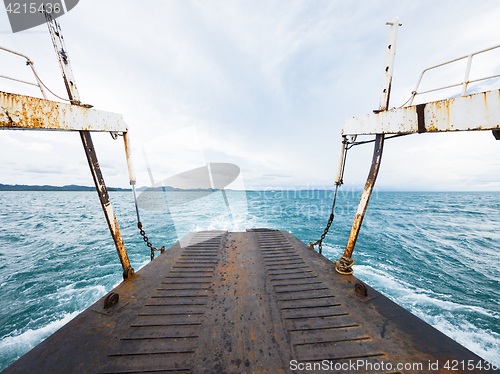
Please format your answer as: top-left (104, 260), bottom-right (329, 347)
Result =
top-left (355, 264), bottom-right (500, 363)
top-left (0, 311), bottom-right (80, 364)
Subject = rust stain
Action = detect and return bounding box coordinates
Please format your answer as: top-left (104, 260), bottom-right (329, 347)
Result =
top-left (271, 323), bottom-right (278, 343)
top-left (343, 88), bottom-right (500, 135)
top-left (0, 91), bottom-right (126, 132)
top-left (250, 324), bottom-right (256, 340)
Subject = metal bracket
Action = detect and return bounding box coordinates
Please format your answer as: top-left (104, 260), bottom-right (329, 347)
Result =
top-left (104, 293), bottom-right (119, 309)
top-left (355, 282), bottom-right (368, 296)
top-left (44, 13), bottom-right (134, 280)
top-left (92, 293), bottom-right (128, 316)
top-left (337, 18), bottom-right (400, 273)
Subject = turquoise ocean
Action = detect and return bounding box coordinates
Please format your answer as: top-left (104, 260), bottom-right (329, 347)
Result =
top-left (0, 190), bottom-right (499, 369)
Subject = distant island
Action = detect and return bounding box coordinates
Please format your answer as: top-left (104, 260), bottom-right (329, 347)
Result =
top-left (0, 184), bottom-right (131, 192)
top-left (0, 184), bottom-right (359, 192)
top-left (0, 184), bottom-right (220, 192)
top-left (136, 186), bottom-right (215, 191)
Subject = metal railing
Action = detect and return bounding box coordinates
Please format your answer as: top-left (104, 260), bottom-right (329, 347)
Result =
top-left (407, 44), bottom-right (500, 106)
top-left (0, 45), bottom-right (48, 98)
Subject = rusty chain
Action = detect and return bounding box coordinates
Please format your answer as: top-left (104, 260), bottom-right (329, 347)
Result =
top-left (310, 211), bottom-right (334, 254)
top-left (309, 139), bottom-right (348, 254)
top-left (309, 186), bottom-right (339, 255)
top-left (138, 222), bottom-right (165, 260)
top-left (310, 133), bottom-right (407, 254)
top-left (132, 183), bottom-right (165, 261)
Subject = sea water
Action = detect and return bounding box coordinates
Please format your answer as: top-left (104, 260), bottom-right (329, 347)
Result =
top-left (0, 190), bottom-right (499, 369)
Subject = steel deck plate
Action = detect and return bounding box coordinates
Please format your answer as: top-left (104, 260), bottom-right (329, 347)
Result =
top-left (2, 229), bottom-right (493, 374)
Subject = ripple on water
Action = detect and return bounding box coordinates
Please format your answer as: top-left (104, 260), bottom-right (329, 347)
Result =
top-left (0, 191), bottom-right (499, 369)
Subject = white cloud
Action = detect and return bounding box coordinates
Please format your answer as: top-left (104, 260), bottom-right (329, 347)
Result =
top-left (1, 0), bottom-right (500, 190)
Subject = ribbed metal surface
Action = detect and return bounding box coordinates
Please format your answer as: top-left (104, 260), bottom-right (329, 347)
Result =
top-left (99, 231), bottom-right (226, 374)
top-left (254, 229), bottom-right (385, 368)
top-left (2, 229), bottom-right (493, 374)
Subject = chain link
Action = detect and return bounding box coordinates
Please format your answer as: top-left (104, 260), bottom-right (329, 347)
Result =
top-left (310, 139), bottom-right (349, 254)
top-left (310, 208), bottom-right (335, 254)
top-left (138, 222), bottom-right (164, 260)
top-left (318, 213), bottom-right (334, 253)
top-left (310, 134), bottom-right (407, 255)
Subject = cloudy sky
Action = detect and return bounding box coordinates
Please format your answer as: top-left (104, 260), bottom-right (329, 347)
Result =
top-left (1, 0), bottom-right (500, 191)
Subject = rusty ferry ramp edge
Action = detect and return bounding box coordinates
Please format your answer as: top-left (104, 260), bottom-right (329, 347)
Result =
top-left (2, 229), bottom-right (491, 374)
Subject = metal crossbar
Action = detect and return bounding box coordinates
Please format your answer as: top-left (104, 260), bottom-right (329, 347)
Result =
top-left (0, 45), bottom-right (48, 98)
top-left (408, 44), bottom-right (500, 105)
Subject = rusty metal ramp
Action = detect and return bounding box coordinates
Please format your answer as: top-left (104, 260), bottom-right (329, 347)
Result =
top-left (2, 230), bottom-right (493, 374)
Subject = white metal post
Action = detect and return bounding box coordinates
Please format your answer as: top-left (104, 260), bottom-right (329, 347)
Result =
top-left (378, 17), bottom-right (402, 111)
top-left (45, 12), bottom-right (81, 105)
top-left (462, 54), bottom-right (473, 96)
top-left (336, 18), bottom-right (401, 275)
top-left (44, 11), bottom-right (134, 280)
